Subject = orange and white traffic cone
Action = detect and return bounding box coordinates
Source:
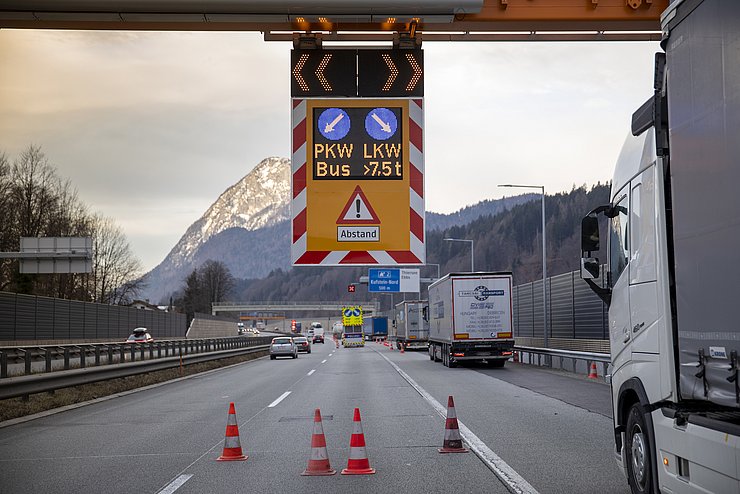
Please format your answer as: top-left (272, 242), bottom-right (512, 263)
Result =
top-left (588, 362), bottom-right (598, 379)
top-left (439, 396), bottom-right (468, 453)
top-left (217, 402), bottom-right (248, 461)
top-left (341, 408), bottom-right (376, 475)
top-left (302, 408), bottom-right (336, 476)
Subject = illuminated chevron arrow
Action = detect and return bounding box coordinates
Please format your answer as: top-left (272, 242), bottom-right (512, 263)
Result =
top-left (382, 53), bottom-right (398, 91)
top-left (405, 52), bottom-right (422, 91)
top-left (292, 53), bottom-right (309, 91)
top-left (317, 53), bottom-right (333, 91)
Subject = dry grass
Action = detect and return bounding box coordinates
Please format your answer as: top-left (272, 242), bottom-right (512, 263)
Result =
top-left (0, 350), bottom-right (268, 422)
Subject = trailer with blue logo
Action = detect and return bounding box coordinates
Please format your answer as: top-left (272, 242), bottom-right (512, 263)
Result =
top-left (427, 272), bottom-right (514, 368)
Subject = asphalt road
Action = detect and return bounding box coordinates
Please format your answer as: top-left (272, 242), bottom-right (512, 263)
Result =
top-left (0, 339), bottom-right (628, 494)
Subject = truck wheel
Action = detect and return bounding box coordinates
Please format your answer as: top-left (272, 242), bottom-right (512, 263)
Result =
top-left (449, 357), bottom-right (457, 368)
top-left (488, 360), bottom-right (506, 368)
top-left (625, 403), bottom-right (654, 494)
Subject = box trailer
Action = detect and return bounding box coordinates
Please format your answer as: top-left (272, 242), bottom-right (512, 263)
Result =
top-left (427, 272), bottom-right (514, 368)
top-left (363, 316), bottom-right (388, 340)
top-left (391, 301), bottom-right (429, 350)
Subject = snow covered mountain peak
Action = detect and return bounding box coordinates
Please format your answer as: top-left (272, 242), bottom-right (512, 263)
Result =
top-left (154, 156), bottom-right (291, 277)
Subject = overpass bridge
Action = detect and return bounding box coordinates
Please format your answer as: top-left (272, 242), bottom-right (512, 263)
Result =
top-left (211, 301), bottom-right (380, 317)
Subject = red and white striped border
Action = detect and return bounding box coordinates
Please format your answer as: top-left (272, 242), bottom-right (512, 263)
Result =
top-left (291, 98), bottom-right (425, 265)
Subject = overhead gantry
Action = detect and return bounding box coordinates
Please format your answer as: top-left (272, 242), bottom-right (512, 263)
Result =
top-left (0, 0), bottom-right (668, 41)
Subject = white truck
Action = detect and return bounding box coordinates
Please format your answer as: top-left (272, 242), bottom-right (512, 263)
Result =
top-left (391, 300), bottom-right (429, 350)
top-left (580, 1), bottom-right (740, 492)
top-left (427, 272), bottom-right (514, 368)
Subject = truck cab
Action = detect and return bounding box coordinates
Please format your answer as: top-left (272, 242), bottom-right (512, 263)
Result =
top-left (580, 1), bottom-right (740, 492)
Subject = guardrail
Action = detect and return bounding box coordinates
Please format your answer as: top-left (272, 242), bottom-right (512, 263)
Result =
top-left (513, 344), bottom-right (611, 378)
top-left (0, 343), bottom-right (272, 400)
top-left (0, 335), bottom-right (275, 379)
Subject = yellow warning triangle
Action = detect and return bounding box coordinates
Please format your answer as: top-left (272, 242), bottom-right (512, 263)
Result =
top-left (337, 186), bottom-right (380, 224)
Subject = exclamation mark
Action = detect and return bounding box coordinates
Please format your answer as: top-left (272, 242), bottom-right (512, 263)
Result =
top-left (355, 199), bottom-right (361, 218)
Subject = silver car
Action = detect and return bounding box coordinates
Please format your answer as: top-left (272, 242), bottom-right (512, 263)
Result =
top-left (269, 337), bottom-right (298, 359)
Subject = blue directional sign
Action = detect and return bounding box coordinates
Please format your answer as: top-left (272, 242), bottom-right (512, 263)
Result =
top-left (318, 108), bottom-right (350, 140)
top-left (365, 108), bottom-right (398, 141)
top-left (368, 268), bottom-right (400, 292)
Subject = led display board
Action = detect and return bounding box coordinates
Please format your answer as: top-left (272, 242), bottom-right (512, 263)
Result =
top-left (291, 98), bottom-right (425, 266)
top-left (357, 49), bottom-right (424, 97)
top-left (291, 49), bottom-right (357, 97)
top-left (290, 49), bottom-right (424, 97)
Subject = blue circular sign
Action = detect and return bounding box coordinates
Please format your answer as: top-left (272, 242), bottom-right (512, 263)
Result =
top-left (318, 108), bottom-right (350, 140)
top-left (364, 108), bottom-right (398, 141)
top-left (352, 308), bottom-right (361, 317)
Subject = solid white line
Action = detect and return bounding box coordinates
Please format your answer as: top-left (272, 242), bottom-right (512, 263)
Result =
top-left (378, 352), bottom-right (540, 494)
top-left (321, 359), bottom-right (327, 364)
top-left (157, 474), bottom-right (193, 494)
top-left (307, 369), bottom-right (316, 376)
top-left (268, 391), bottom-right (291, 408)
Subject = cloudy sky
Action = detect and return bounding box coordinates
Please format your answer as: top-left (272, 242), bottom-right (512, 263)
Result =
top-left (0, 29), bottom-right (659, 271)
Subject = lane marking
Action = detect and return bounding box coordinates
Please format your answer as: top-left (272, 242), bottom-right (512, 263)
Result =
top-left (307, 369), bottom-right (316, 376)
top-left (378, 351), bottom-right (540, 494)
top-left (321, 359), bottom-right (327, 364)
top-left (268, 391), bottom-right (292, 408)
top-left (157, 474), bottom-right (193, 494)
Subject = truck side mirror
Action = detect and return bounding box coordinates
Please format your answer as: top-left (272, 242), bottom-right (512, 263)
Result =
top-left (581, 214), bottom-right (600, 253)
top-left (581, 258), bottom-right (600, 280)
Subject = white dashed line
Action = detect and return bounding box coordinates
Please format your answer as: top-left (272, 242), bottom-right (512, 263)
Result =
top-left (321, 359), bottom-right (327, 364)
top-left (378, 351), bottom-right (539, 494)
top-left (268, 391), bottom-right (291, 408)
top-left (307, 369), bottom-right (316, 376)
top-left (157, 474), bottom-right (193, 494)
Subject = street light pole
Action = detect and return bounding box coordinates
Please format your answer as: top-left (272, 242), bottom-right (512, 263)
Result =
top-left (498, 184), bottom-right (547, 349)
top-left (443, 238), bottom-right (474, 272)
top-left (427, 263), bottom-right (441, 279)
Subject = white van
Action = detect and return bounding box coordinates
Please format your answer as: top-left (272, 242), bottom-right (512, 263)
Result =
top-left (310, 322), bottom-right (325, 344)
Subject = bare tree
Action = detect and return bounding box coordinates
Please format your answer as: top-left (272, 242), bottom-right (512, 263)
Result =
top-left (200, 259), bottom-right (235, 305)
top-left (90, 215), bottom-right (145, 305)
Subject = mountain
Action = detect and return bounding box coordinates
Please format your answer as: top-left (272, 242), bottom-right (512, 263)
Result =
top-left (139, 155), bottom-right (543, 304)
top-left (232, 183), bottom-right (611, 310)
top-left (141, 157), bottom-right (291, 303)
top-left (426, 195), bottom-right (537, 231)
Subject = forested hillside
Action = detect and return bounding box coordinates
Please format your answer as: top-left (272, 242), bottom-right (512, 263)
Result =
top-left (231, 183), bottom-right (610, 309)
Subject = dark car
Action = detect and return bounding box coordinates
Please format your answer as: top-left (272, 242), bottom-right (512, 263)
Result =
top-left (293, 336), bottom-right (311, 353)
top-left (125, 327), bottom-right (153, 343)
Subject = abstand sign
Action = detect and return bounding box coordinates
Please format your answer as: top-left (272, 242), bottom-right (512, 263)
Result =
top-left (368, 268), bottom-right (420, 293)
top-left (291, 98), bottom-right (425, 265)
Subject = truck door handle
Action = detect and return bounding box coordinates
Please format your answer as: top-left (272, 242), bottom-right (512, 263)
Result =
top-left (633, 322), bottom-right (645, 333)
top-left (623, 327), bottom-right (631, 343)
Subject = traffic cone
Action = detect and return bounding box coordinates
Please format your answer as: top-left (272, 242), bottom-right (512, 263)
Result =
top-left (302, 409), bottom-right (336, 476)
top-left (439, 396), bottom-right (468, 453)
top-left (217, 402), bottom-right (248, 461)
top-left (341, 408), bottom-right (376, 475)
top-left (588, 362), bottom-right (598, 379)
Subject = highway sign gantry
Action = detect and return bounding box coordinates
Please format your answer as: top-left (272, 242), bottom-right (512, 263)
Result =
top-left (291, 97), bottom-right (425, 265)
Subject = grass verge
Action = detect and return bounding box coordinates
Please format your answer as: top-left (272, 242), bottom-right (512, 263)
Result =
top-left (0, 350), bottom-right (267, 422)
